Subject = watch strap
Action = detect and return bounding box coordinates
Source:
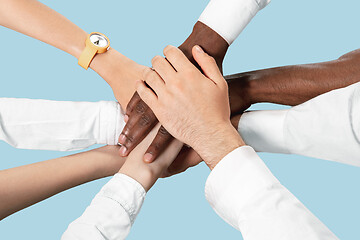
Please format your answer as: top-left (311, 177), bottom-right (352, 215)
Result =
top-left (78, 45), bottom-right (97, 70)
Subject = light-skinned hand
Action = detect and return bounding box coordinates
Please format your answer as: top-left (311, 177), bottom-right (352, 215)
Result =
top-left (136, 45), bottom-right (244, 169)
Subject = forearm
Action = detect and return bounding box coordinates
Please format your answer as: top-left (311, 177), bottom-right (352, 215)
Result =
top-left (0, 146), bottom-right (124, 220)
top-left (119, 125), bottom-right (183, 191)
top-left (226, 48), bottom-right (360, 108)
top-left (0, 0), bottom-right (86, 58)
top-left (0, 0), bottom-right (141, 107)
top-left (179, 21), bottom-right (229, 71)
top-left (0, 98), bottom-right (123, 151)
top-left (63, 128), bottom-right (182, 239)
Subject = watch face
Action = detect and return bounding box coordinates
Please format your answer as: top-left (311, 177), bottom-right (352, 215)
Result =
top-left (89, 33), bottom-right (108, 48)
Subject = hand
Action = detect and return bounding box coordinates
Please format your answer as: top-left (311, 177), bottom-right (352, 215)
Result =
top-left (226, 73), bottom-right (253, 115)
top-left (136, 45), bottom-right (244, 169)
top-left (118, 124), bottom-right (182, 191)
top-left (117, 21), bottom-right (229, 163)
top-left (162, 113), bottom-right (243, 177)
top-left (118, 92), bottom-right (173, 163)
top-left (90, 48), bottom-right (149, 109)
top-left (162, 146), bottom-right (202, 178)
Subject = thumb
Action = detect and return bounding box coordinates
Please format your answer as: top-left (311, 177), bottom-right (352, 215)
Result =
top-left (192, 45), bottom-right (223, 83)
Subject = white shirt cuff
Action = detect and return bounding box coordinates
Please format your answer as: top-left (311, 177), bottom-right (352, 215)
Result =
top-left (98, 101), bottom-right (125, 146)
top-left (238, 110), bottom-right (289, 153)
top-left (98, 173), bottom-right (146, 224)
top-left (199, 0), bottom-right (270, 44)
top-left (205, 146), bottom-right (279, 230)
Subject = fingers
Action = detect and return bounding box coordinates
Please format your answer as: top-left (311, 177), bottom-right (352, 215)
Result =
top-left (143, 125), bottom-right (174, 163)
top-left (125, 92), bottom-right (141, 117)
top-left (118, 98), bottom-right (158, 156)
top-left (161, 146), bottom-right (202, 178)
top-left (192, 45), bottom-right (224, 85)
top-left (142, 68), bottom-right (165, 96)
top-left (136, 80), bottom-right (158, 110)
top-left (151, 55), bottom-right (176, 81)
top-left (163, 45), bottom-right (194, 72)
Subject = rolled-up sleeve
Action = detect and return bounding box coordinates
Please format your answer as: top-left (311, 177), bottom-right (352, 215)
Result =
top-left (238, 82), bottom-right (360, 167)
top-left (62, 173), bottom-right (146, 240)
top-left (0, 98), bottom-right (124, 151)
top-left (198, 0), bottom-right (271, 44)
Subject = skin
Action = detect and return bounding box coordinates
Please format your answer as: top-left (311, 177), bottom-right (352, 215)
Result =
top-left (0, 127), bottom-right (183, 220)
top-left (136, 45), bottom-right (244, 170)
top-left (162, 115), bottom-right (241, 177)
top-left (226, 48), bottom-right (360, 113)
top-left (165, 48), bottom-right (360, 176)
top-left (121, 46), bottom-right (360, 173)
top-left (0, 0), bottom-right (147, 108)
top-left (118, 21), bottom-right (230, 163)
top-left (0, 0), bottom-right (176, 220)
top-left (119, 124), bottom-right (182, 191)
top-left (0, 146), bottom-right (124, 220)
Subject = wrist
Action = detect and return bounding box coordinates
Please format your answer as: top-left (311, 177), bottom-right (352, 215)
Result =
top-left (69, 30), bottom-right (88, 59)
top-left (226, 69), bottom-right (283, 114)
top-left (226, 67), bottom-right (297, 108)
top-left (89, 48), bottom-right (121, 82)
top-left (179, 21), bottom-right (229, 70)
top-left (92, 146), bottom-right (125, 178)
top-left (192, 122), bottom-right (245, 170)
top-left (118, 164), bottom-right (157, 192)
top-left (89, 48), bottom-right (145, 106)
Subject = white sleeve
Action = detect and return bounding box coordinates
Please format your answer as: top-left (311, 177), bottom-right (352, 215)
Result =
top-left (198, 0), bottom-right (271, 44)
top-left (61, 173), bottom-right (146, 240)
top-left (205, 146), bottom-right (338, 240)
top-left (0, 98), bottom-right (124, 151)
top-left (238, 81), bottom-right (360, 167)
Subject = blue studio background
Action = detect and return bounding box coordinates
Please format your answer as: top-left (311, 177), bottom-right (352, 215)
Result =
top-left (1, 0), bottom-right (360, 239)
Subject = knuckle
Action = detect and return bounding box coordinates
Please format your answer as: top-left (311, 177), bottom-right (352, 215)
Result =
top-left (222, 79), bottom-right (229, 89)
top-left (158, 126), bottom-right (170, 136)
top-left (142, 67), bottom-right (153, 80)
top-left (139, 113), bottom-right (153, 126)
top-left (122, 135), bottom-right (135, 147)
top-left (207, 56), bottom-right (216, 64)
top-left (171, 80), bottom-right (184, 91)
top-left (183, 68), bottom-right (196, 77)
top-left (149, 142), bottom-right (161, 154)
top-left (151, 55), bottom-right (162, 67)
top-left (135, 101), bottom-right (148, 114)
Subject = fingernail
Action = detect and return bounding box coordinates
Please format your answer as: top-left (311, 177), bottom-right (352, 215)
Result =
top-left (144, 153), bottom-right (153, 163)
top-left (118, 134), bottom-right (126, 144)
top-left (124, 115), bottom-right (129, 123)
top-left (119, 146), bottom-right (128, 156)
top-left (195, 45), bottom-right (204, 53)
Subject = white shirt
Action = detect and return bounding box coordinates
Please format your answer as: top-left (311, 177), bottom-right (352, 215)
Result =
top-left (0, 98), bottom-right (123, 151)
top-left (205, 146), bottom-right (338, 239)
top-left (0, 97), bottom-right (338, 238)
top-left (61, 173), bottom-right (146, 240)
top-left (61, 146), bottom-right (338, 240)
top-left (238, 81), bottom-right (360, 167)
top-left (199, 0), bottom-right (271, 44)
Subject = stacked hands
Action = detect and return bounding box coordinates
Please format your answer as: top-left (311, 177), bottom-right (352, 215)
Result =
top-left (115, 44), bottom-right (245, 191)
top-left (3, 0), bottom-right (359, 239)
top-left (118, 45), bottom-right (246, 176)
